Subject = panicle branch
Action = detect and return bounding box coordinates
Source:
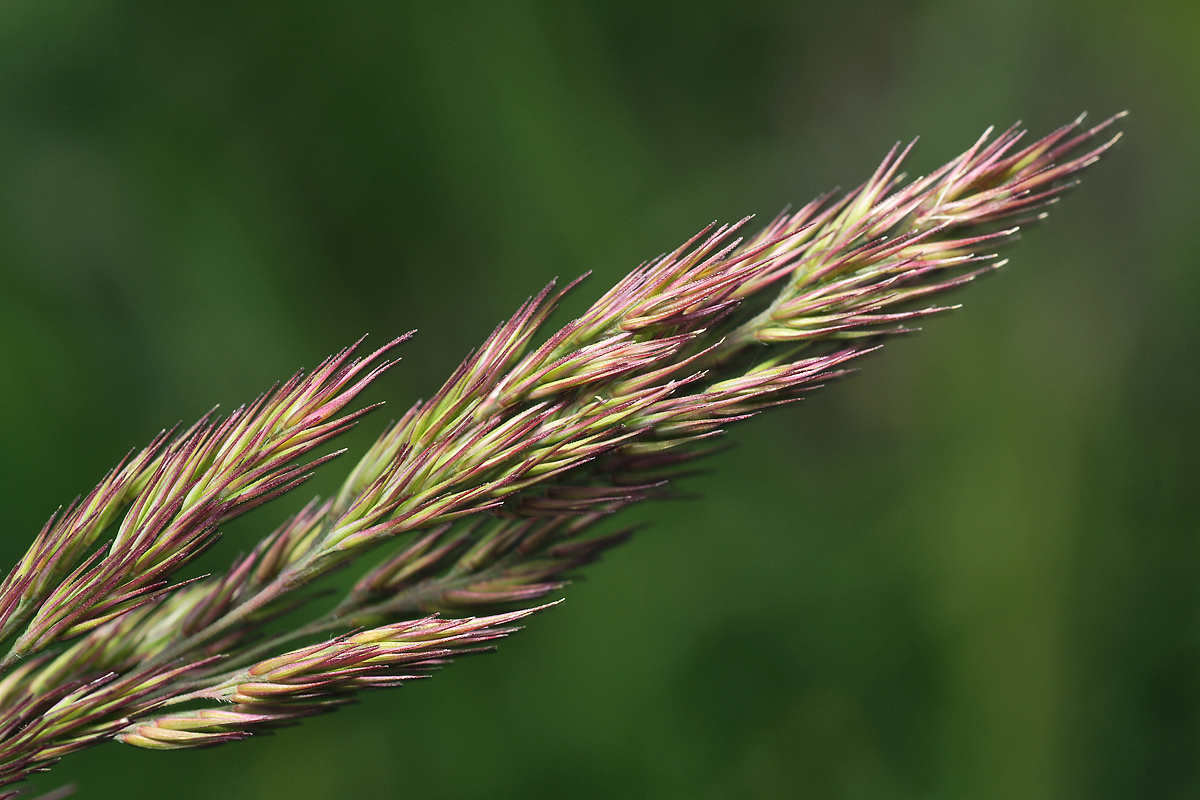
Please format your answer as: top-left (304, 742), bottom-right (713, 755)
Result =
top-left (0, 337), bottom-right (407, 668)
top-left (115, 608), bottom-right (537, 750)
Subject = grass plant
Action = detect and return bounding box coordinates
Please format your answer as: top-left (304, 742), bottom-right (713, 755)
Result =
top-left (0, 113), bottom-right (1122, 795)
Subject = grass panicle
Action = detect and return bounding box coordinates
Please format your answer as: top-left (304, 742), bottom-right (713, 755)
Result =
top-left (0, 114), bottom-right (1122, 794)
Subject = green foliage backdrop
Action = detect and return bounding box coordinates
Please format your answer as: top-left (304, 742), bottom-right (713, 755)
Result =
top-left (0, 1), bottom-right (1195, 797)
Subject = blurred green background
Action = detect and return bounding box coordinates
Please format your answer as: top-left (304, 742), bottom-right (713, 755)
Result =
top-left (0, 0), bottom-right (1195, 798)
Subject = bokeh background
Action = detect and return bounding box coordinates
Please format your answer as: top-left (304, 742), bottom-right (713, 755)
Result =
top-left (0, 1), bottom-right (1195, 798)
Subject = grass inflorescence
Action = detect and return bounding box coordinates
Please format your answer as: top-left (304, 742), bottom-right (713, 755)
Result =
top-left (0, 113), bottom-right (1122, 794)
